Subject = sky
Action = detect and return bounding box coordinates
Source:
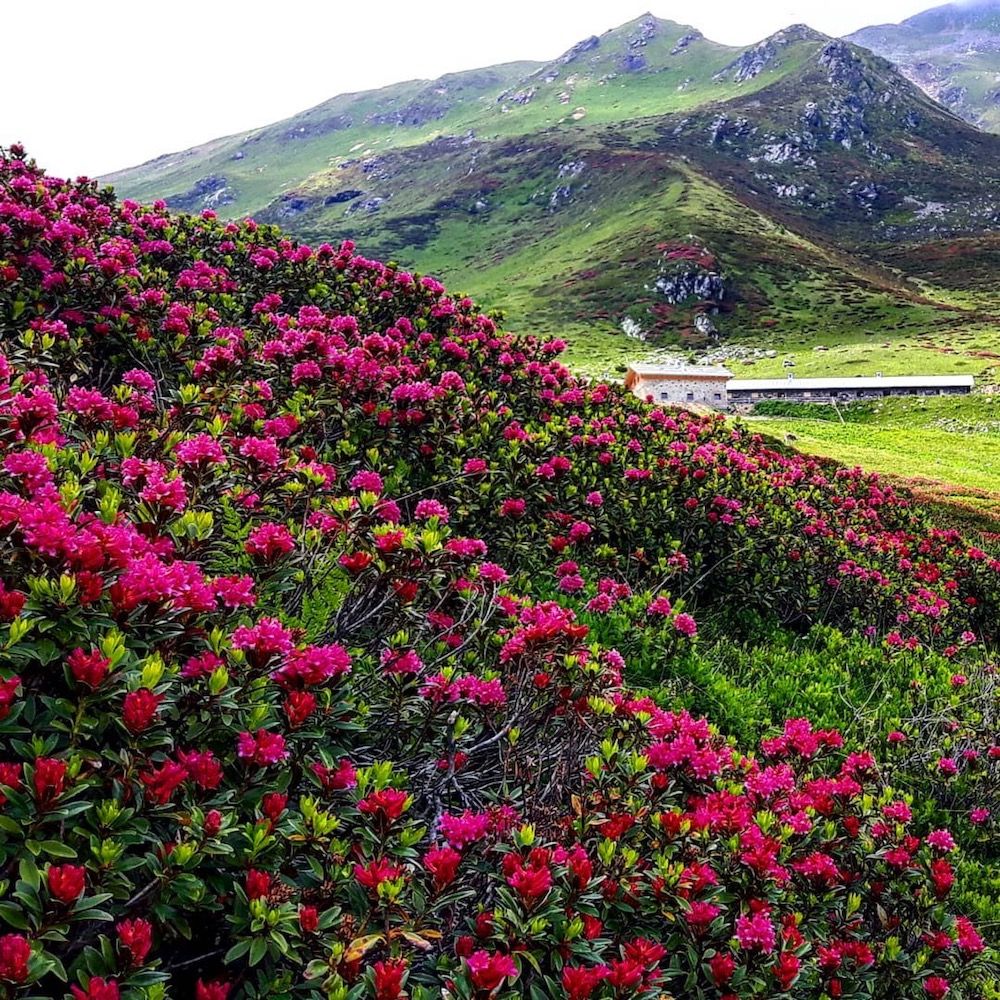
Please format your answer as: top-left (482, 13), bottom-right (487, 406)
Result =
top-left (4, 0), bottom-right (943, 177)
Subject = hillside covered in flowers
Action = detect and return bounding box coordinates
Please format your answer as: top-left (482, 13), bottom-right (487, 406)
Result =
top-left (0, 145), bottom-right (996, 999)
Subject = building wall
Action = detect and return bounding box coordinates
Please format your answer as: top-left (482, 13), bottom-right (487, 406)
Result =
top-left (728, 385), bottom-right (972, 408)
top-left (634, 376), bottom-right (729, 407)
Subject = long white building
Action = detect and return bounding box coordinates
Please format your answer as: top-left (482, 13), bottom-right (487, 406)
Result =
top-left (625, 364), bottom-right (975, 410)
top-left (726, 373), bottom-right (974, 407)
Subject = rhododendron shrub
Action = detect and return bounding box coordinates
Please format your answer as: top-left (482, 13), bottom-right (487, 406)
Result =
top-left (884, 661), bottom-right (1000, 850)
top-left (0, 147), bottom-right (992, 996)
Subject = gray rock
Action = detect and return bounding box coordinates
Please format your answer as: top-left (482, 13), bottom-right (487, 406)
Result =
top-left (655, 271), bottom-right (727, 304)
top-left (557, 160), bottom-right (586, 179)
top-left (347, 197), bottom-right (384, 215)
top-left (549, 185), bottom-right (573, 209)
top-left (165, 174), bottom-right (236, 212)
top-left (819, 40), bottom-right (870, 94)
top-left (497, 87), bottom-right (536, 106)
top-left (671, 32), bottom-right (701, 55)
top-left (694, 313), bottom-right (718, 336)
top-left (324, 189), bottom-right (363, 205)
top-left (282, 114), bottom-right (353, 140)
top-left (560, 35), bottom-right (599, 65)
top-left (367, 102), bottom-right (448, 127)
top-left (627, 16), bottom-right (658, 48)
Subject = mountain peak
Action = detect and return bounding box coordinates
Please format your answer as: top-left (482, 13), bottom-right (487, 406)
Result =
top-left (535, 12), bottom-right (714, 79)
top-left (902, 0), bottom-right (1000, 27)
top-left (605, 12), bottom-right (697, 33)
top-left (711, 23), bottom-right (827, 85)
top-left (848, 0), bottom-right (1000, 130)
top-left (778, 22), bottom-right (828, 40)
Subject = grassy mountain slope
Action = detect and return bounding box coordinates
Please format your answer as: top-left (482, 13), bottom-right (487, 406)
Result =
top-left (104, 14), bottom-right (1000, 376)
top-left (102, 61), bottom-right (541, 217)
top-left (276, 137), bottom-right (970, 373)
top-left (849, 1), bottom-right (1000, 133)
top-left (104, 14), bottom-right (753, 219)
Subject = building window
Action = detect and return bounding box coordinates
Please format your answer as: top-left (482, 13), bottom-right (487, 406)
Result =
top-left (713, 392), bottom-right (722, 401)
top-left (660, 391), bottom-right (669, 401)
top-left (686, 392), bottom-right (695, 402)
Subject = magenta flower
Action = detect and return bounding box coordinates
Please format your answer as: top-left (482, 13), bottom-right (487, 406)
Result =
top-left (673, 613), bottom-right (698, 637)
top-left (349, 470), bottom-right (383, 494)
top-left (237, 729), bottom-right (289, 767)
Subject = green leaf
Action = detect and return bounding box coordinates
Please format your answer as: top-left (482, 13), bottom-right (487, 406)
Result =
top-left (0, 902), bottom-right (28, 929)
top-left (518, 951), bottom-right (542, 975)
top-left (18, 857), bottom-right (39, 892)
top-left (224, 940), bottom-right (250, 964)
top-left (44, 954), bottom-right (68, 981)
top-left (39, 841), bottom-right (77, 859)
top-left (249, 936), bottom-right (268, 966)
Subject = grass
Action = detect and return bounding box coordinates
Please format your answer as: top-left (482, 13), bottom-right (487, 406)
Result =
top-left (721, 326), bottom-right (1000, 380)
top-left (743, 394), bottom-right (1000, 530)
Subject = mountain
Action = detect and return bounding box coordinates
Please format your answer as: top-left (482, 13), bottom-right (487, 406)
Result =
top-left (104, 14), bottom-right (1000, 374)
top-left (102, 15), bottom-right (754, 221)
top-left (848, 1), bottom-right (1000, 133)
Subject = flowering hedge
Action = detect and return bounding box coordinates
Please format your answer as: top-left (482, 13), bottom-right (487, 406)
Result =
top-left (0, 146), bottom-right (992, 997)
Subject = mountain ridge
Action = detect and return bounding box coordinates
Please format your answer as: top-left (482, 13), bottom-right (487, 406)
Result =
top-left (100, 11), bottom-right (1000, 373)
top-left (100, 15), bottom-right (808, 212)
top-left (848, 0), bottom-right (1000, 131)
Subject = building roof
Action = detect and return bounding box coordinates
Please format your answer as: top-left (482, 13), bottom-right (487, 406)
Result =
top-left (626, 363), bottom-right (733, 379)
top-left (727, 375), bottom-right (974, 391)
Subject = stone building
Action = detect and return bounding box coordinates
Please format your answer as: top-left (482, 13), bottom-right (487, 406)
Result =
top-left (624, 364), bottom-right (733, 407)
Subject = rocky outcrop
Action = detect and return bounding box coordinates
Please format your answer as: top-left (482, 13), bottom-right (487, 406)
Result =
top-left (627, 17), bottom-right (658, 48)
top-left (270, 194), bottom-right (316, 217)
top-left (718, 41), bottom-right (778, 84)
top-left (824, 95), bottom-right (871, 147)
top-left (694, 312), bottom-right (718, 336)
top-left (367, 103), bottom-right (448, 127)
top-left (498, 87), bottom-right (536, 106)
top-left (716, 25), bottom-right (821, 84)
top-left (165, 175), bottom-right (236, 212)
top-left (560, 35), bottom-right (599, 65)
top-left (557, 160), bottom-right (586, 179)
top-left (671, 32), bottom-right (701, 55)
top-left (549, 185), bottom-right (573, 210)
top-left (655, 270), bottom-right (727, 305)
top-left (708, 115), bottom-right (755, 145)
top-left (324, 189), bottom-right (364, 205)
top-left (346, 196), bottom-right (385, 215)
top-left (851, 180), bottom-right (882, 206)
top-left (818, 40), bottom-right (871, 94)
top-left (282, 114), bottom-right (353, 140)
